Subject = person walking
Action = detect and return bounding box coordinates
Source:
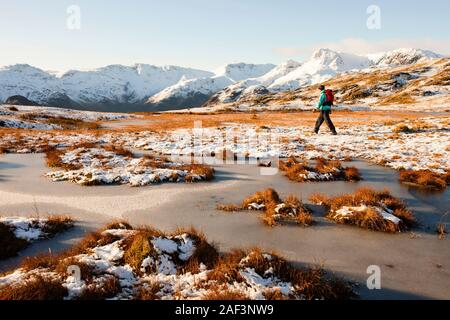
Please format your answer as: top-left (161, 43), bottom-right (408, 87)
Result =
top-left (314, 85), bottom-right (337, 135)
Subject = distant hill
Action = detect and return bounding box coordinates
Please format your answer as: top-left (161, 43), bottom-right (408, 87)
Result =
top-left (0, 48), bottom-right (443, 112)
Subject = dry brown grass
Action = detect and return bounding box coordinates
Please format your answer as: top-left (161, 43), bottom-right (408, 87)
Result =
top-left (203, 287), bottom-right (249, 300)
top-left (0, 216), bottom-right (73, 260)
top-left (208, 249), bottom-right (353, 300)
top-left (41, 215), bottom-right (74, 236)
top-left (136, 281), bottom-right (163, 300)
top-left (68, 141), bottom-right (98, 150)
top-left (103, 220), bottom-right (133, 231)
top-left (393, 124), bottom-right (414, 133)
top-left (340, 85), bottom-right (372, 102)
top-left (175, 227), bottom-right (219, 274)
top-left (272, 194), bottom-right (313, 227)
top-left (310, 188), bottom-right (415, 232)
top-left (309, 193), bottom-right (329, 205)
top-left (207, 249), bottom-right (246, 284)
top-left (123, 226), bottom-right (219, 275)
top-left (1, 221), bottom-right (355, 300)
top-left (436, 223), bottom-right (447, 240)
top-left (423, 67), bottom-right (450, 86)
top-left (103, 144), bottom-right (134, 158)
top-left (102, 110), bottom-right (430, 133)
top-left (216, 204), bottom-right (243, 212)
top-left (0, 275), bottom-right (67, 300)
top-left (123, 229), bottom-right (159, 274)
top-left (379, 92), bottom-right (416, 105)
top-left (54, 258), bottom-right (95, 282)
top-left (19, 113), bottom-right (100, 130)
top-left (183, 164), bottom-right (215, 182)
top-left (78, 275), bottom-right (122, 300)
top-left (279, 157), bottom-right (361, 182)
top-left (19, 253), bottom-right (62, 271)
top-left (0, 222), bottom-right (29, 260)
top-left (400, 170), bottom-right (449, 190)
top-left (242, 188), bottom-right (280, 209)
top-left (344, 167), bottom-right (362, 181)
top-left (45, 147), bottom-right (82, 170)
top-left (47, 117), bottom-right (100, 130)
top-left (218, 189), bottom-right (313, 227)
top-left (140, 154), bottom-right (171, 168)
top-left (19, 230), bottom-right (119, 272)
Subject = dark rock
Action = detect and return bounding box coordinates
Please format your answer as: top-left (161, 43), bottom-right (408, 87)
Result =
top-left (4, 95), bottom-right (40, 106)
top-left (422, 91), bottom-right (436, 96)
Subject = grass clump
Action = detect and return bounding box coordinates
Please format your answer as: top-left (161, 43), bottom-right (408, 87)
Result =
top-left (123, 229), bottom-right (159, 274)
top-left (0, 275), bottom-right (67, 300)
top-left (176, 227), bottom-right (219, 274)
top-left (78, 275), bottom-right (122, 300)
top-left (0, 215), bottom-right (74, 260)
top-left (41, 215), bottom-right (74, 236)
top-left (183, 164), bottom-right (215, 182)
top-left (136, 281), bottom-right (163, 300)
top-left (279, 157), bottom-right (361, 182)
top-left (218, 188), bottom-right (313, 227)
top-left (208, 249), bottom-right (354, 300)
top-left (400, 170), bottom-right (449, 191)
top-left (393, 124), bottom-right (414, 133)
top-left (310, 188), bottom-right (415, 232)
top-left (19, 113), bottom-right (99, 130)
top-left (0, 221), bottom-right (355, 300)
top-left (242, 188), bottom-right (280, 209)
top-left (45, 147), bottom-right (82, 170)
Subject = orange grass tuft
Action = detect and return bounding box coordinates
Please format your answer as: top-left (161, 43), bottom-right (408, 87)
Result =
top-left (311, 188), bottom-right (415, 232)
top-left (400, 170), bottom-right (449, 190)
top-left (0, 275), bottom-right (67, 300)
top-left (279, 157), bottom-right (361, 182)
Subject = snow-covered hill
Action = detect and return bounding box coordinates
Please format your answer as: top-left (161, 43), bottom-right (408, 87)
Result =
top-left (0, 63), bottom-right (213, 110)
top-left (146, 76), bottom-right (234, 110)
top-left (214, 63), bottom-right (276, 81)
top-left (0, 48), bottom-right (442, 111)
top-left (146, 63), bottom-right (276, 110)
top-left (203, 48), bottom-right (442, 107)
top-left (368, 48), bottom-right (441, 66)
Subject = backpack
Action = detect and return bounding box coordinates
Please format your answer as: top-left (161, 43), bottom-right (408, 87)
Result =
top-left (323, 89), bottom-right (334, 106)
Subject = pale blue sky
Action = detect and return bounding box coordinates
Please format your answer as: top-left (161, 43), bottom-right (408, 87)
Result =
top-left (0, 0), bottom-right (449, 71)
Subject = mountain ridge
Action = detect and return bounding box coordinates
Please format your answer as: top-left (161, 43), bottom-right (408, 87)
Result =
top-left (0, 48), bottom-right (442, 111)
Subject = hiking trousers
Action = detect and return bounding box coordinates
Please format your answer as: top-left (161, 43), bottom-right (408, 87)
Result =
top-left (314, 110), bottom-right (337, 134)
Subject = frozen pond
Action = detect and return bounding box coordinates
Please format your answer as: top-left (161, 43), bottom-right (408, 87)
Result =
top-left (0, 153), bottom-right (448, 299)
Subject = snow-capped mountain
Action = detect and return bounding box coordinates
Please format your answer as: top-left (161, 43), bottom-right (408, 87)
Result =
top-left (146, 76), bottom-right (234, 110)
top-left (0, 63), bottom-right (213, 110)
top-left (368, 48), bottom-right (442, 66)
top-left (0, 48), bottom-right (442, 111)
top-left (146, 63), bottom-right (275, 110)
top-left (269, 49), bottom-right (372, 91)
top-left (0, 64), bottom-right (61, 104)
top-left (203, 48), bottom-right (442, 106)
top-left (213, 63), bottom-right (276, 81)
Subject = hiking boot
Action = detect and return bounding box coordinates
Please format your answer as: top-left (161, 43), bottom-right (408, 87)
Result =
top-left (332, 132), bottom-right (338, 135)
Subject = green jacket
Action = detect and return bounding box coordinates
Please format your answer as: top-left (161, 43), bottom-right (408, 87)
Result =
top-left (317, 90), bottom-right (331, 111)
